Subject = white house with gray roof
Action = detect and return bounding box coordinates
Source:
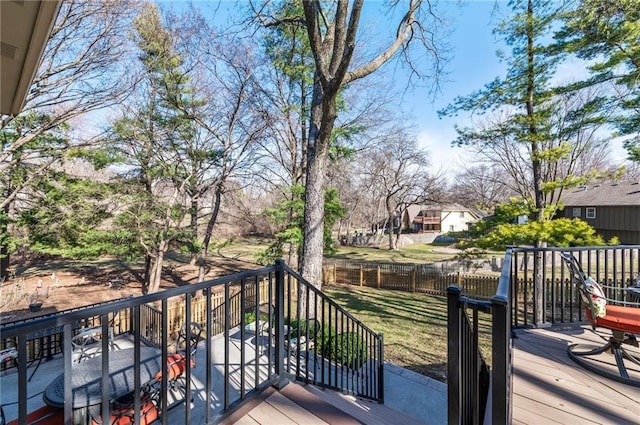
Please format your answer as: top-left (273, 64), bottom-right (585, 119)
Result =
top-left (401, 203), bottom-right (481, 234)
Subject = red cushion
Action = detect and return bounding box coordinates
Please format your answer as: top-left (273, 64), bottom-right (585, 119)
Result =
top-left (589, 304), bottom-right (640, 334)
top-left (153, 353), bottom-right (194, 381)
top-left (7, 405), bottom-right (63, 425)
top-left (90, 401), bottom-right (158, 425)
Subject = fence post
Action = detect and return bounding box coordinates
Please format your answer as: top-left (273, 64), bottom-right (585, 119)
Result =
top-left (447, 286), bottom-right (462, 425)
top-left (411, 267), bottom-right (417, 292)
top-left (333, 264), bottom-right (337, 284)
top-left (359, 265), bottom-right (364, 287)
top-left (376, 266), bottom-right (381, 288)
top-left (274, 259), bottom-right (288, 388)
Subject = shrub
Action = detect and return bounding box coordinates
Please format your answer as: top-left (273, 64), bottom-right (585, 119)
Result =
top-left (316, 328), bottom-right (368, 369)
top-left (287, 318), bottom-right (320, 340)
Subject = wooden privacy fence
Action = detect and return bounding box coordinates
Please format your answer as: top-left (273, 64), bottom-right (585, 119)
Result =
top-left (323, 259), bottom-right (501, 299)
top-left (139, 279), bottom-right (279, 348)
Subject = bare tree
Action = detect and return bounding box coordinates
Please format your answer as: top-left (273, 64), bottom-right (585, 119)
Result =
top-left (0, 0), bottom-right (135, 278)
top-left (297, 0), bottom-right (445, 287)
top-left (449, 164), bottom-right (512, 213)
top-left (361, 131), bottom-right (442, 250)
top-left (175, 13), bottom-right (268, 282)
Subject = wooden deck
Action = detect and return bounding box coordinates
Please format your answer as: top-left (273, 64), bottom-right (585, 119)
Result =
top-left (221, 381), bottom-right (426, 425)
top-left (513, 325), bottom-right (640, 424)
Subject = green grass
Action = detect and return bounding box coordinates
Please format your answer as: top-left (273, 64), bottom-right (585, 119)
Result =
top-left (323, 284), bottom-right (493, 382)
top-left (329, 244), bottom-right (458, 263)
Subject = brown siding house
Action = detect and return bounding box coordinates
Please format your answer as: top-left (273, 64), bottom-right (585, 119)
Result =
top-left (559, 182), bottom-right (640, 244)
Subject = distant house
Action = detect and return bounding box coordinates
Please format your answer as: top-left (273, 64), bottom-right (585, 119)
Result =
top-left (401, 203), bottom-right (481, 234)
top-left (559, 182), bottom-right (640, 244)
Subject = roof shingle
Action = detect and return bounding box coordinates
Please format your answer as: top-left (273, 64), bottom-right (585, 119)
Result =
top-left (560, 182), bottom-right (640, 206)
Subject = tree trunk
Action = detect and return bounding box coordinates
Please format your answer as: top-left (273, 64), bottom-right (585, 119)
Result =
top-left (197, 184), bottom-right (223, 282)
top-left (525, 0), bottom-right (546, 326)
top-left (147, 247), bottom-right (166, 294)
top-left (190, 197), bottom-right (199, 265)
top-left (0, 232), bottom-right (8, 282)
top-left (300, 75), bottom-right (336, 289)
top-left (386, 196), bottom-right (397, 250)
top-left (143, 253), bottom-right (152, 294)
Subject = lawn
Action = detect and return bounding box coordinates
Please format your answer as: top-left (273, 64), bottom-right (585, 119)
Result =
top-left (329, 243), bottom-right (458, 263)
top-left (322, 284), bottom-right (493, 383)
top-left (214, 236), bottom-right (502, 265)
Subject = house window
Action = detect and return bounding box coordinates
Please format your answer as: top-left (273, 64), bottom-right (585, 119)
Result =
top-left (586, 207), bottom-right (596, 219)
top-left (459, 211), bottom-right (465, 218)
top-left (572, 208), bottom-right (581, 217)
top-left (450, 225), bottom-right (455, 232)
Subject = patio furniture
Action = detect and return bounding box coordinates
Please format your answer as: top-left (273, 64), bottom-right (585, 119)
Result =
top-left (560, 252), bottom-right (640, 386)
top-left (71, 326), bottom-right (116, 364)
top-left (0, 347), bottom-right (18, 366)
top-left (26, 325), bottom-right (64, 382)
top-left (286, 319), bottom-right (321, 355)
top-left (43, 347), bottom-right (162, 424)
top-left (175, 322), bottom-right (202, 366)
top-left (154, 353), bottom-right (195, 400)
top-left (89, 380), bottom-right (159, 425)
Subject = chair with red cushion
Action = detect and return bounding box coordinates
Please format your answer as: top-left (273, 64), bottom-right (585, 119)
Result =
top-left (154, 353), bottom-right (195, 396)
top-left (175, 322), bottom-right (202, 367)
top-left (90, 401), bottom-right (158, 425)
top-left (90, 380), bottom-right (159, 425)
top-left (561, 252), bottom-right (640, 386)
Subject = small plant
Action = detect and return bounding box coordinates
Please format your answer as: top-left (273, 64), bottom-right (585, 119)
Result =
top-left (244, 311), bottom-right (256, 323)
top-left (287, 319), bottom-right (319, 340)
top-left (316, 327), bottom-right (368, 369)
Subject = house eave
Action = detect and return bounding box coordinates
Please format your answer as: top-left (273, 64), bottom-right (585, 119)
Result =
top-left (1, 0), bottom-right (61, 115)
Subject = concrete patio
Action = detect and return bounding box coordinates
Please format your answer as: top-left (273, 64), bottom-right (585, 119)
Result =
top-left (0, 328), bottom-right (447, 424)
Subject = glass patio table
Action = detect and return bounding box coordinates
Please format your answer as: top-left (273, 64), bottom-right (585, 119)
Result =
top-left (42, 347), bottom-right (162, 424)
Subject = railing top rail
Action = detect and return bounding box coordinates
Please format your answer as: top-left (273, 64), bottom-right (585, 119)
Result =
top-left (1, 265), bottom-right (277, 339)
top-left (281, 262), bottom-right (381, 338)
top-left (510, 245), bottom-right (640, 254)
top-left (1, 298), bottom-right (128, 327)
top-left (492, 248), bottom-right (513, 305)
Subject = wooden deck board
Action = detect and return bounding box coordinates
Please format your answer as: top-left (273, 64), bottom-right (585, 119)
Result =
top-left (301, 384), bottom-right (425, 425)
top-left (232, 415), bottom-right (260, 425)
top-left (263, 391), bottom-right (329, 425)
top-left (245, 398), bottom-right (299, 425)
top-left (513, 325), bottom-right (640, 424)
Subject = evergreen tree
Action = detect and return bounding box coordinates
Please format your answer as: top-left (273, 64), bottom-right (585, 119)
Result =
top-left (440, 0), bottom-right (614, 323)
top-left (556, 0), bottom-right (640, 162)
top-left (108, 3), bottom-right (195, 294)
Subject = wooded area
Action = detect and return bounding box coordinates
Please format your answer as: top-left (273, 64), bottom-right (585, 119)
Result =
top-left (2, 0), bottom-right (640, 299)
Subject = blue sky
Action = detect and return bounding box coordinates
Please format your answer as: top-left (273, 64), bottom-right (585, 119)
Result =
top-left (407, 1), bottom-right (506, 177)
top-left (168, 0), bottom-right (506, 178)
top-left (163, 1), bottom-right (628, 179)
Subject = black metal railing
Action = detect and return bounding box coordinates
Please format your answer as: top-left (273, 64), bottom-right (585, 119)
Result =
top-left (0, 260), bottom-right (383, 425)
top-left (511, 245), bottom-right (640, 327)
top-left (280, 262), bottom-right (384, 402)
top-left (447, 244), bottom-right (640, 424)
top-left (448, 248), bottom-right (512, 425)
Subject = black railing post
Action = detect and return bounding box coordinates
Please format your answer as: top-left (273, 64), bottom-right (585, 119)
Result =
top-left (377, 333), bottom-right (384, 403)
top-left (447, 285), bottom-right (462, 425)
top-left (491, 293), bottom-right (510, 424)
top-left (274, 259), bottom-right (288, 388)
